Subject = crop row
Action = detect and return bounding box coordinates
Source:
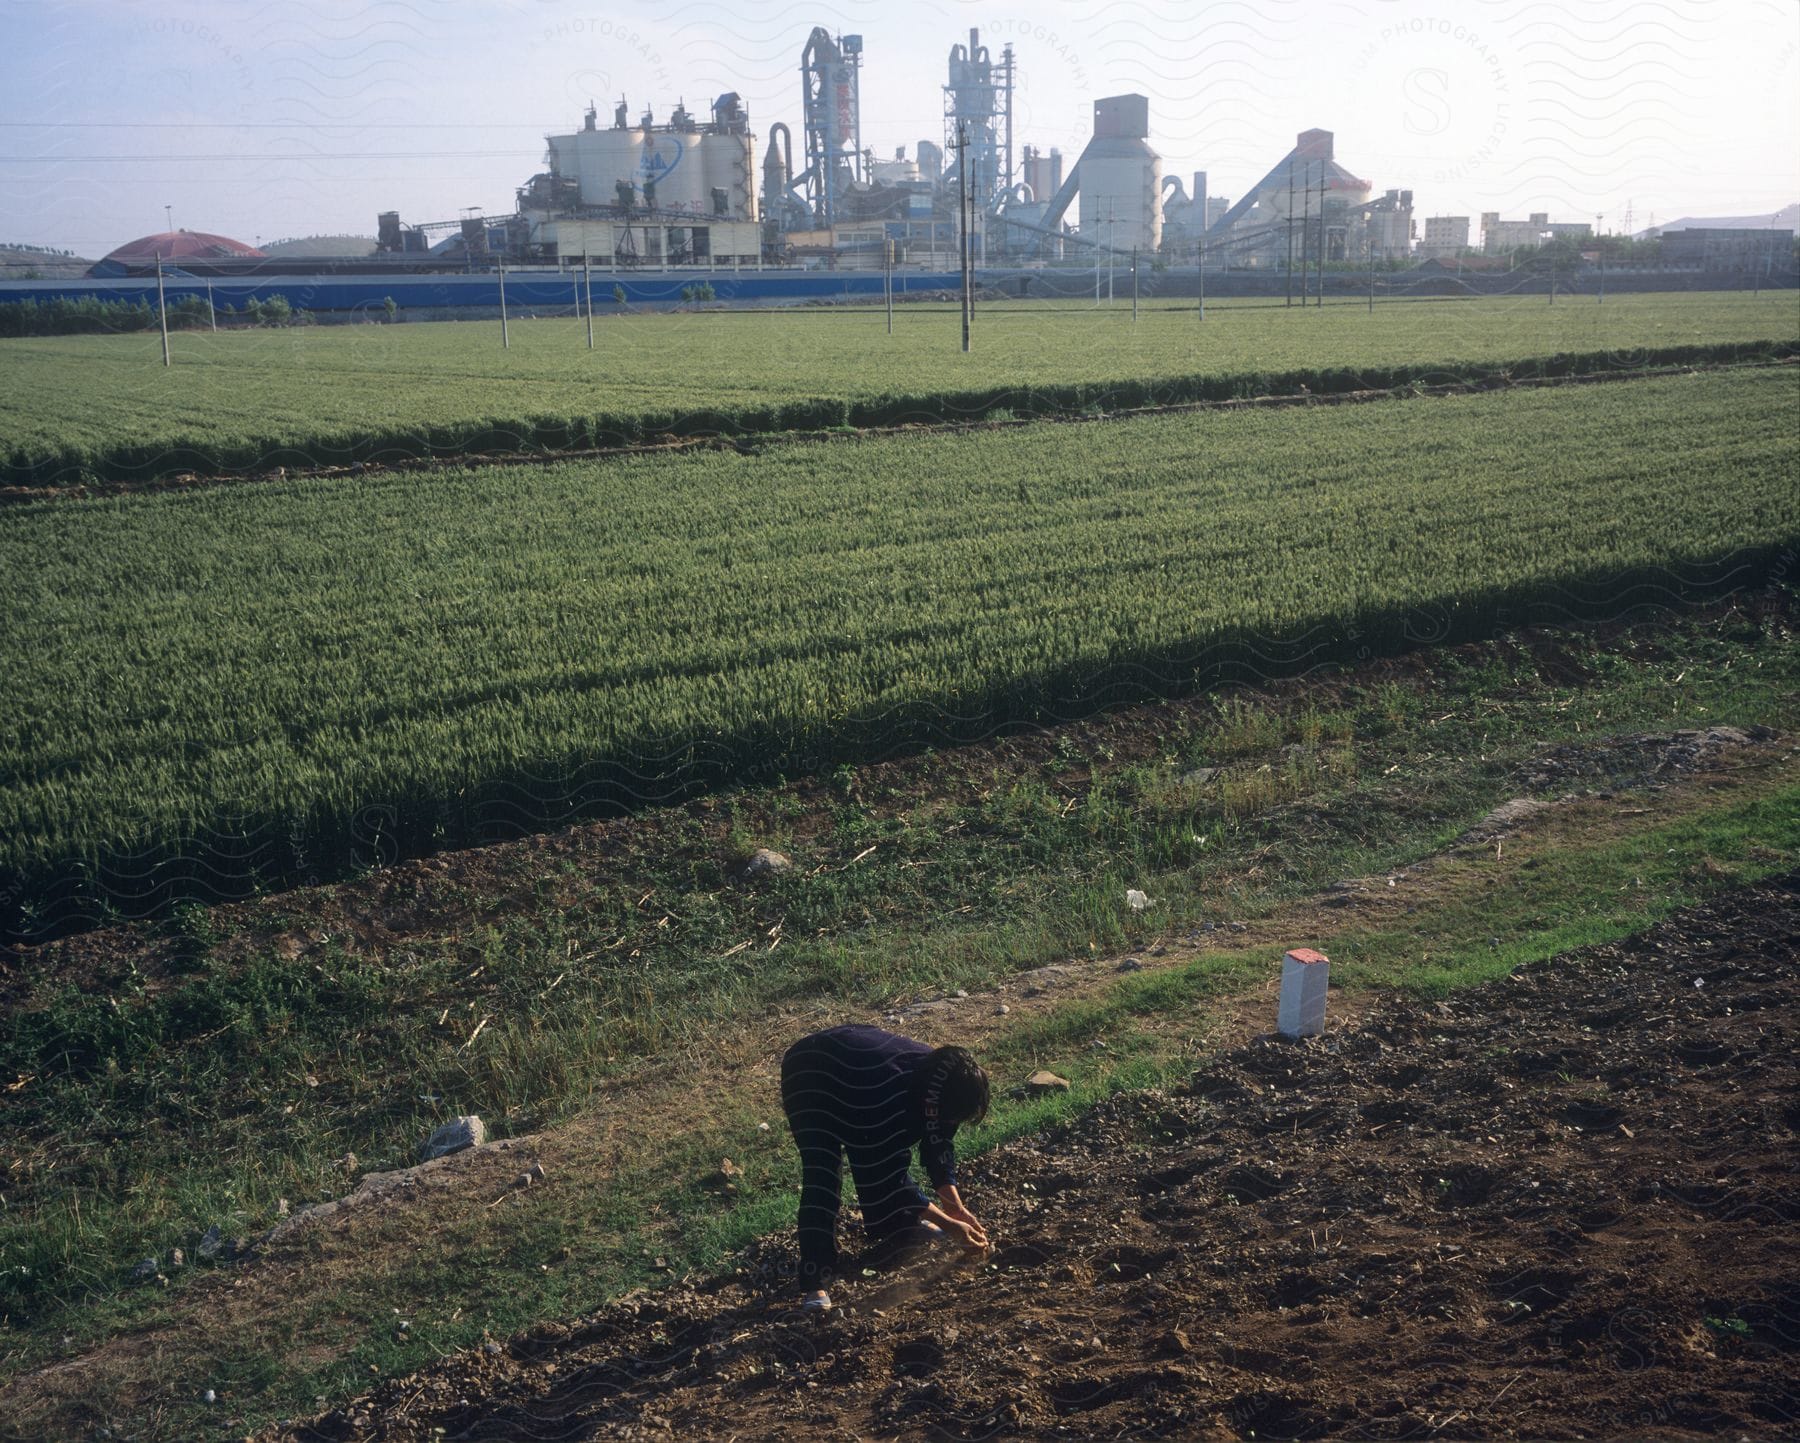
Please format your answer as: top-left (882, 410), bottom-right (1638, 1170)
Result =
top-left (0, 292), bottom-right (1794, 486)
top-left (2, 367), bottom-right (1796, 936)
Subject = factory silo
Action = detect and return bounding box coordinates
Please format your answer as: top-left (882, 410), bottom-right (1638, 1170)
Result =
top-left (546, 100), bottom-right (755, 220)
top-left (1074, 96), bottom-right (1161, 254)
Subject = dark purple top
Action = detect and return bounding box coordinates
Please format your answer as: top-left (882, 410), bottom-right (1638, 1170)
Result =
top-left (781, 1024), bottom-right (959, 1189)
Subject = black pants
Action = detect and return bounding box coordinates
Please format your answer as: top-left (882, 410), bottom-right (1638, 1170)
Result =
top-left (780, 1052), bottom-right (928, 1286)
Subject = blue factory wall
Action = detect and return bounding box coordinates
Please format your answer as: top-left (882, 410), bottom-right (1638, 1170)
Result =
top-left (0, 269), bottom-right (970, 313)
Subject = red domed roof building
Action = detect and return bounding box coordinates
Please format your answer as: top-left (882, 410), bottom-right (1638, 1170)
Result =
top-left (89, 230), bottom-right (264, 276)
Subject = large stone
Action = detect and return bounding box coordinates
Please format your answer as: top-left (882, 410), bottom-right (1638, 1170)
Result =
top-left (196, 1224), bottom-right (223, 1260)
top-left (1026, 1071), bottom-right (1071, 1096)
top-left (419, 1115), bottom-right (486, 1161)
top-left (741, 848), bottom-right (792, 878)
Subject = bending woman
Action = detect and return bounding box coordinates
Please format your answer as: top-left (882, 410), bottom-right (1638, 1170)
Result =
top-left (780, 1025), bottom-right (991, 1311)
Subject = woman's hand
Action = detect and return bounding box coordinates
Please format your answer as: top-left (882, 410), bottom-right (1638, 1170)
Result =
top-left (936, 1185), bottom-right (984, 1234)
top-left (928, 1189), bottom-right (988, 1250)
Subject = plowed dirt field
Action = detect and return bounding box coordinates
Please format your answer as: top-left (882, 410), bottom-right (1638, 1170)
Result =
top-left (272, 874), bottom-right (1798, 1441)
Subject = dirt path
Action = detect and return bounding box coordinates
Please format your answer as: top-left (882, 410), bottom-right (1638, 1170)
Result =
top-left (269, 872), bottom-right (1799, 1442)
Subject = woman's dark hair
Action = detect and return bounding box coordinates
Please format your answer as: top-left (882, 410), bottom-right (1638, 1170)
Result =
top-left (914, 1045), bottom-right (990, 1129)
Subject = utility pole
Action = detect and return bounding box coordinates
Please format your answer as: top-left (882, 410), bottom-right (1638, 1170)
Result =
top-left (583, 250), bottom-right (594, 349)
top-left (1198, 236), bottom-right (1206, 322)
top-left (206, 280), bottom-right (217, 331)
top-left (1303, 161), bottom-right (1317, 309)
top-left (1131, 245), bottom-right (1138, 322)
top-left (1368, 223), bottom-right (1375, 314)
top-left (498, 257), bottom-right (510, 347)
top-left (155, 253), bottom-right (170, 367)
top-left (954, 123), bottom-right (971, 352)
top-left (1285, 158), bottom-right (1295, 307)
top-left (1106, 199), bottom-right (1115, 303)
top-left (885, 237), bottom-right (894, 334)
top-left (1596, 214), bottom-right (1605, 304)
top-left (1317, 163), bottom-right (1326, 306)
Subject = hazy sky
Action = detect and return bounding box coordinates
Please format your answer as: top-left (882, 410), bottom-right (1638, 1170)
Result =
top-left (4, 0), bottom-right (1796, 256)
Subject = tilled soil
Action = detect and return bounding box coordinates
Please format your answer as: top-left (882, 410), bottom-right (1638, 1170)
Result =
top-left (276, 876), bottom-right (1798, 1442)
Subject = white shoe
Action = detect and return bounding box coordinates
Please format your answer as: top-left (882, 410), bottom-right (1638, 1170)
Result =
top-left (801, 1289), bottom-right (833, 1313)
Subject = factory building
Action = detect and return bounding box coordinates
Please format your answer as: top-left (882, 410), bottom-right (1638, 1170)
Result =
top-left (1478, 212), bottom-right (1592, 254)
top-left (357, 22), bottom-right (1427, 280)
top-left (1203, 129), bottom-right (1370, 268)
top-left (1480, 211), bottom-right (1547, 253)
top-left (1357, 189), bottom-right (1415, 262)
top-left (513, 95), bottom-right (761, 265)
top-left (1026, 95), bottom-right (1163, 259)
top-left (1417, 216), bottom-right (1471, 258)
top-left (1658, 227), bottom-right (1792, 271)
top-left (1161, 170), bottom-right (1212, 254)
top-left (1074, 96), bottom-right (1162, 255)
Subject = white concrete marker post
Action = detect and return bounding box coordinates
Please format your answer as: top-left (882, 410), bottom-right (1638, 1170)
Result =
top-left (1277, 947), bottom-right (1331, 1038)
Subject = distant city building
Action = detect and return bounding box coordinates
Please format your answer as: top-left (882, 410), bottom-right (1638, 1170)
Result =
top-left (1658, 227), bottom-right (1793, 271)
top-left (1417, 215), bottom-right (1469, 258)
top-left (1545, 221), bottom-right (1593, 243)
top-left (1481, 211), bottom-right (1550, 253)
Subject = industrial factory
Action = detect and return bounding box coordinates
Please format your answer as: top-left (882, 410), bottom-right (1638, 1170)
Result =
top-left (43, 16), bottom-right (1726, 313)
top-left (370, 25), bottom-right (1216, 269)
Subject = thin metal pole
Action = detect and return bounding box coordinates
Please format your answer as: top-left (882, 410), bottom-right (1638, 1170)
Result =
top-left (155, 255), bottom-right (170, 366)
top-left (498, 258), bottom-right (509, 347)
top-left (1131, 246), bottom-right (1138, 322)
top-left (885, 239), bottom-right (893, 334)
top-left (1316, 165), bottom-right (1326, 307)
top-left (583, 251), bottom-right (594, 349)
top-left (207, 281), bottom-right (217, 332)
top-left (1303, 165), bottom-right (1317, 305)
top-left (958, 124), bottom-right (971, 353)
top-left (1369, 242), bottom-right (1375, 313)
top-left (1285, 158), bottom-right (1295, 307)
top-left (1198, 238), bottom-right (1205, 321)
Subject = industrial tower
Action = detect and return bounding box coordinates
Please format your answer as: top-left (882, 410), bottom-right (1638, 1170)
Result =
top-left (943, 29), bottom-right (1015, 218)
top-left (799, 27), bottom-right (866, 226)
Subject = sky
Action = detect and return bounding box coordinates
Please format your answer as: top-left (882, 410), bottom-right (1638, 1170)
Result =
top-left (3, 0), bottom-right (1797, 257)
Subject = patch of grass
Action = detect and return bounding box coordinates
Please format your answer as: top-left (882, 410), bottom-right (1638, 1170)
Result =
top-left (1330, 787), bottom-right (1800, 997)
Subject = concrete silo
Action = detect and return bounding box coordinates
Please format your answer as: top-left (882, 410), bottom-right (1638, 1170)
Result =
top-left (1037, 96), bottom-right (1162, 257)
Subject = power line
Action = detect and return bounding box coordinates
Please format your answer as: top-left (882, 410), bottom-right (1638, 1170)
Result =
top-left (1, 151), bottom-right (543, 162)
top-left (0, 121), bottom-right (568, 129)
